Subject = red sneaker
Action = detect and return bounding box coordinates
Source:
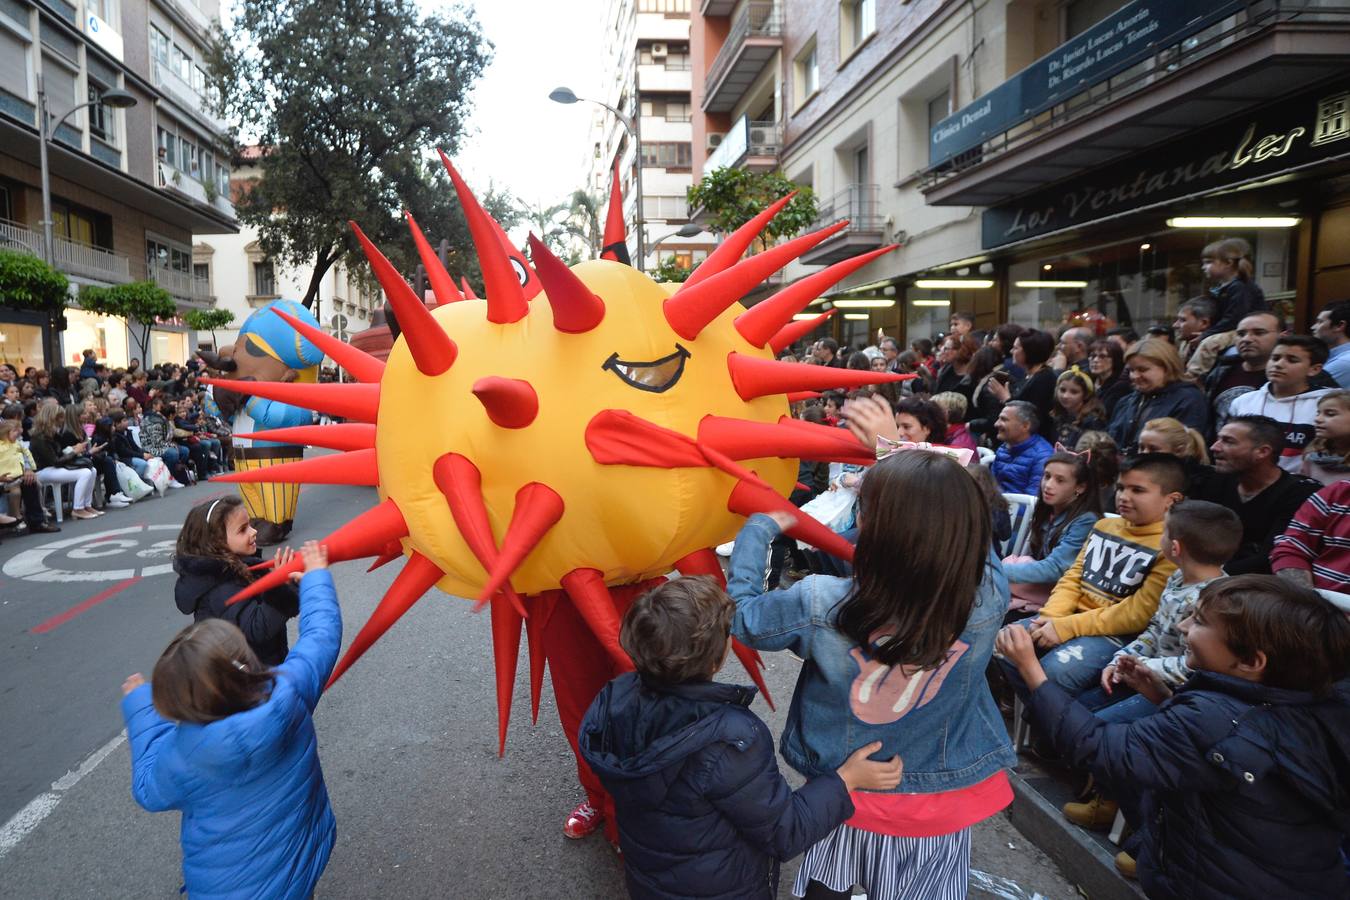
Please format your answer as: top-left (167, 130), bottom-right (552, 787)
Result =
top-left (563, 800), bottom-right (604, 839)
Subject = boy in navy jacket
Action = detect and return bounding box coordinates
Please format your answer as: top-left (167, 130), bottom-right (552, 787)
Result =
top-left (580, 577), bottom-right (901, 900)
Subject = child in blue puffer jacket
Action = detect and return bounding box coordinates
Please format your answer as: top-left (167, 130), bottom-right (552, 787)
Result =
top-left (121, 540), bottom-right (341, 900)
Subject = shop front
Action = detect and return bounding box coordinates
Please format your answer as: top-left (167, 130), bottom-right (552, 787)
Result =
top-left (0, 309), bottom-right (49, 372)
top-left (64, 308), bottom-right (131, 368)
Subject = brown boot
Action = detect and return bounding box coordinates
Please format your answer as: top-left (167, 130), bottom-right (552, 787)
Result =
top-left (1062, 793), bottom-right (1119, 831)
top-left (1114, 851), bottom-right (1137, 879)
top-left (254, 519), bottom-right (287, 547)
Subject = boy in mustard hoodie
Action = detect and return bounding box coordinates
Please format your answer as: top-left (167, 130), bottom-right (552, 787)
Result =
top-left (1021, 453), bottom-right (1185, 696)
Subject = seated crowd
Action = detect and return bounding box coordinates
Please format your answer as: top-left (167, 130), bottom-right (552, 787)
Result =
top-left (0, 353), bottom-right (232, 535)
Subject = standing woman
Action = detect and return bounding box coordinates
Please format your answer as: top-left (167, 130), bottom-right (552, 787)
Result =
top-left (28, 402), bottom-right (101, 519)
top-left (1087, 339), bottom-right (1130, 419)
top-left (1201, 237), bottom-right (1267, 338)
top-left (729, 436), bottom-right (1014, 899)
top-left (1107, 338), bottom-right (1209, 455)
top-left (987, 329), bottom-right (1057, 437)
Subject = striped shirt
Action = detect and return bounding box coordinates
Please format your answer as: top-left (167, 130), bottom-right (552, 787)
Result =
top-left (1270, 482), bottom-right (1350, 591)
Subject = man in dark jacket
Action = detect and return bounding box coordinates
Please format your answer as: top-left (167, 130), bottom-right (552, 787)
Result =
top-left (580, 578), bottom-right (899, 899)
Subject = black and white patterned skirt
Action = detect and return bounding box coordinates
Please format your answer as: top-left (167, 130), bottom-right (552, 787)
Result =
top-left (791, 823), bottom-right (972, 900)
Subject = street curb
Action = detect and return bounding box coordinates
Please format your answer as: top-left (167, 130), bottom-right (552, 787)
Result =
top-left (1007, 770), bottom-right (1146, 900)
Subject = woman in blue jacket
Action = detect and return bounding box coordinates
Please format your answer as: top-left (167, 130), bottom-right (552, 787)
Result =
top-left (120, 541), bottom-right (341, 900)
top-left (1108, 339), bottom-right (1210, 455)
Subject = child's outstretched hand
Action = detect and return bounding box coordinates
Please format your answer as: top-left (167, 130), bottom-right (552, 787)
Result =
top-left (996, 625), bottom-right (1047, 690)
top-left (300, 541), bottom-right (328, 573)
top-left (842, 394), bottom-right (900, 449)
top-left (1115, 655), bottom-right (1172, 706)
top-left (122, 673), bottom-right (145, 696)
top-left (836, 741), bottom-right (903, 792)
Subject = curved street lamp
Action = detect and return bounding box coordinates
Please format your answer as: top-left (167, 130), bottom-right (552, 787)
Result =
top-left (549, 84), bottom-right (646, 270)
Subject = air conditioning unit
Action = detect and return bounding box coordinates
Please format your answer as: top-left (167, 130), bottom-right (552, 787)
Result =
top-left (749, 128), bottom-right (772, 145)
top-left (651, 42), bottom-right (668, 58)
top-left (706, 132), bottom-right (725, 150)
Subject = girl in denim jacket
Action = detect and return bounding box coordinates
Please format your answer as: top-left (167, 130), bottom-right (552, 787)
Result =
top-left (729, 450), bottom-right (1016, 900)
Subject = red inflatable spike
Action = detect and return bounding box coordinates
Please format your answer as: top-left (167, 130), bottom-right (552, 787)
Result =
top-left (269, 307), bottom-right (387, 383)
top-left (460, 277), bottom-right (479, 300)
top-left (438, 150), bottom-right (529, 324)
top-left (586, 410), bottom-right (706, 468)
top-left (671, 548), bottom-right (774, 710)
top-left (663, 221), bottom-right (849, 341)
top-left (476, 483), bottom-right (565, 608)
top-left (471, 376), bottom-right (539, 429)
top-left (200, 378), bottom-right (381, 423)
top-left (431, 453), bottom-right (529, 617)
top-left (727, 480), bottom-right (856, 563)
top-left (523, 593), bottom-right (553, 723)
top-left (486, 209), bottom-right (541, 301)
top-left (695, 441), bottom-right (776, 494)
top-left (489, 595), bottom-right (525, 756)
top-left (527, 234), bottom-right (605, 333)
top-left (795, 481), bottom-right (810, 492)
top-left (366, 547), bottom-right (402, 572)
top-left (233, 423), bottom-right (376, 452)
top-left (248, 558), bottom-right (276, 572)
top-left (349, 220), bottom-right (457, 375)
top-left (786, 391), bottom-right (823, 402)
top-left (698, 415), bottom-right (874, 465)
top-left (559, 568), bottom-right (632, 670)
top-left (404, 211), bottom-right (464, 306)
top-left (770, 311), bottom-right (837, 355)
top-left (227, 499), bottom-right (408, 605)
top-left (213, 449), bottom-right (378, 486)
top-left (725, 353), bottom-right (915, 401)
top-left (680, 192), bottom-right (796, 291)
top-left (326, 552), bottom-right (444, 688)
top-left (600, 160), bottom-right (631, 265)
top-left (734, 246), bottom-right (897, 347)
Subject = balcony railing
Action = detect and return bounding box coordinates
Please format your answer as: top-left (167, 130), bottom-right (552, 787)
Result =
top-left (810, 184), bottom-right (882, 234)
top-left (705, 1), bottom-right (783, 99)
top-left (158, 160), bottom-right (210, 204)
top-left (152, 60), bottom-right (230, 134)
top-left (149, 265), bottom-right (212, 301)
top-left (0, 217), bottom-right (131, 283)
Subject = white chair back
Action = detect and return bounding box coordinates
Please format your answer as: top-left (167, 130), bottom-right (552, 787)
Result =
top-left (1001, 493), bottom-right (1038, 558)
top-left (976, 446), bottom-right (995, 465)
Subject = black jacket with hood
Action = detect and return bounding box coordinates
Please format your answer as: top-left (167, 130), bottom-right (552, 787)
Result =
top-left (173, 554), bottom-right (300, 666)
top-left (580, 672), bottom-right (852, 900)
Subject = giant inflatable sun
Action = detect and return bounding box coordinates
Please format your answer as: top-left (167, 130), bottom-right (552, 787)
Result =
top-left (206, 151), bottom-right (908, 752)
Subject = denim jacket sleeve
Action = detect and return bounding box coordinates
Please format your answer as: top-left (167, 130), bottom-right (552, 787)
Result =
top-left (727, 514), bottom-right (830, 658)
top-left (1003, 513), bottom-right (1098, 585)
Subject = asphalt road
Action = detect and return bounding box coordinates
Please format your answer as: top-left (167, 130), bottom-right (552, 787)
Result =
top-left (0, 478), bottom-right (1074, 899)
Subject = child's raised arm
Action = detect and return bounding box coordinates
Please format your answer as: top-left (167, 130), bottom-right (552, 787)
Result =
top-left (726, 513), bottom-right (820, 657)
top-left (119, 675), bottom-right (182, 812)
top-left (278, 542), bottom-right (342, 711)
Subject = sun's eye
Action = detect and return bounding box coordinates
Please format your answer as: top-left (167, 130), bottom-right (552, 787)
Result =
top-left (601, 344), bottom-right (690, 394)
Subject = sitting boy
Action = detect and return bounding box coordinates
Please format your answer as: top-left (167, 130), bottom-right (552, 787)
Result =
top-left (579, 577), bottom-right (901, 899)
top-left (1019, 454), bottom-right (1186, 694)
top-left (997, 576), bottom-right (1350, 899)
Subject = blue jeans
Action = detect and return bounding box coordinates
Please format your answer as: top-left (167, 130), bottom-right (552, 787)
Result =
top-left (127, 457), bottom-right (148, 477)
top-left (1039, 635), bottom-right (1125, 696)
top-left (1078, 683), bottom-right (1159, 724)
top-left (159, 446), bottom-right (185, 468)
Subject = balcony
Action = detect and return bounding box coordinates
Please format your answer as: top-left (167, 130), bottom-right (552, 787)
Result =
top-left (799, 184), bottom-right (884, 266)
top-left (152, 60), bottom-right (230, 135)
top-left (637, 62), bottom-right (692, 93)
top-left (157, 160), bottom-right (224, 212)
top-left (924, 1), bottom-right (1350, 206)
top-left (705, 115), bottom-right (780, 172)
top-left (0, 217), bottom-right (132, 284)
top-left (149, 265), bottom-right (212, 302)
top-left (703, 2), bottom-right (783, 113)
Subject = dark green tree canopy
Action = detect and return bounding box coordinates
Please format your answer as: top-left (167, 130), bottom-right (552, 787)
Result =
top-left (79, 282), bottom-right (177, 361)
top-left (0, 250), bottom-right (69, 312)
top-left (686, 169), bottom-right (818, 252)
top-left (211, 0), bottom-right (496, 307)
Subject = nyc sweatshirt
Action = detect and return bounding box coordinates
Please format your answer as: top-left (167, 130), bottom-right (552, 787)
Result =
top-left (1040, 517), bottom-right (1175, 640)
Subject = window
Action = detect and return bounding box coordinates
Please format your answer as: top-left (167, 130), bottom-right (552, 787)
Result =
top-left (1066, 0), bottom-right (1119, 40)
top-left (0, 24), bottom-right (29, 102)
top-left (840, 0), bottom-right (876, 58)
top-left (637, 0), bottom-right (690, 12)
top-left (193, 262), bottom-right (209, 283)
top-left (640, 99), bottom-right (691, 122)
top-left (794, 39), bottom-right (818, 109)
top-left (149, 26), bottom-right (168, 65)
top-left (253, 261), bottom-right (275, 297)
top-left (192, 65), bottom-right (206, 94)
top-left (88, 0), bottom-right (118, 28)
top-left (639, 142), bottom-right (692, 169)
top-left (642, 195), bottom-right (689, 221)
top-left (926, 90), bottom-right (950, 131)
top-left (852, 145), bottom-right (869, 184)
top-left (147, 237), bottom-right (190, 273)
top-left (42, 56), bottom-right (79, 133)
top-left (171, 43), bottom-right (191, 81)
top-left (88, 84), bottom-right (116, 143)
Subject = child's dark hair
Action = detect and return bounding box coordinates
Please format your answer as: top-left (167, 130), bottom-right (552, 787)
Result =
top-left (798, 404), bottom-right (826, 425)
top-left (175, 496), bottom-right (254, 582)
top-left (1194, 574), bottom-right (1350, 693)
top-left (152, 619), bottom-right (274, 723)
top-left (841, 452), bottom-right (991, 669)
top-left (968, 462), bottom-right (1009, 515)
top-left (1164, 500), bottom-right (1241, 566)
top-left (1075, 430), bottom-right (1118, 486)
top-left (620, 577), bottom-right (733, 684)
top-left (1028, 452), bottom-right (1102, 558)
top-left (1119, 452), bottom-right (1187, 496)
top-left (1273, 334), bottom-right (1330, 367)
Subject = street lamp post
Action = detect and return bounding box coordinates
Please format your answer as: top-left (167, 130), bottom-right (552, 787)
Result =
top-left (35, 74), bottom-right (137, 366)
top-left (648, 222), bottom-right (703, 265)
top-left (549, 85), bottom-right (647, 271)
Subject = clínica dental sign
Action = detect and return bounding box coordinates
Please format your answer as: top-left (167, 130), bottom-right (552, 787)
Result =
top-left (981, 80), bottom-right (1350, 250)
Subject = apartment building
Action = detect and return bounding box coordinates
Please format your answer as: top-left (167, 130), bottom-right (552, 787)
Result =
top-left (586, 0), bottom-right (717, 273)
top-left (0, 0), bottom-right (237, 371)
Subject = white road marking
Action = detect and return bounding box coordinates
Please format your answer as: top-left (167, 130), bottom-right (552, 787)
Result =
top-left (3, 525), bottom-right (178, 582)
top-left (0, 730), bottom-right (127, 860)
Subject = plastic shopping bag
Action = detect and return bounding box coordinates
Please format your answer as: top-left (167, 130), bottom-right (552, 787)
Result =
top-left (115, 461), bottom-right (152, 501)
top-left (794, 487), bottom-right (857, 551)
top-left (143, 457), bottom-right (170, 495)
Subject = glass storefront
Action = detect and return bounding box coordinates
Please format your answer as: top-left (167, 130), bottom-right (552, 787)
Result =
top-left (1006, 227), bottom-right (1295, 334)
top-left (0, 322), bottom-right (45, 371)
top-left (903, 285), bottom-right (998, 344)
top-left (151, 329), bottom-right (189, 366)
top-left (64, 308), bottom-right (130, 368)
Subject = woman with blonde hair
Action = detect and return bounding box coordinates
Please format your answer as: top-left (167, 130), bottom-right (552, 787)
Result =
top-left (27, 402), bottom-right (101, 518)
top-left (1137, 417), bottom-right (1211, 465)
top-left (1201, 237), bottom-right (1267, 337)
top-left (1107, 338), bottom-right (1209, 454)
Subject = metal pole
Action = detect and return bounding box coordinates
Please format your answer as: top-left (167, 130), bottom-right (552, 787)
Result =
top-left (631, 64), bottom-right (645, 271)
top-left (37, 74), bottom-right (54, 267)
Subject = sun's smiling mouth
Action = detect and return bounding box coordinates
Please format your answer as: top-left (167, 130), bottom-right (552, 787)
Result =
top-left (601, 344), bottom-right (691, 393)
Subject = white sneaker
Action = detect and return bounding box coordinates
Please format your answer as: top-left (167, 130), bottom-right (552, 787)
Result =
top-left (715, 540), bottom-right (735, 557)
top-left (110, 492), bottom-right (131, 504)
top-left (106, 498), bottom-right (130, 508)
top-left (167, 479), bottom-right (185, 489)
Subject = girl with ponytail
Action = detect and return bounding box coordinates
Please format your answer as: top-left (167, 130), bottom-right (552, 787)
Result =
top-left (1201, 237), bottom-right (1268, 337)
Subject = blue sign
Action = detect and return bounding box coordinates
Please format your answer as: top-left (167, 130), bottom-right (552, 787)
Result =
top-left (930, 0), bottom-right (1239, 167)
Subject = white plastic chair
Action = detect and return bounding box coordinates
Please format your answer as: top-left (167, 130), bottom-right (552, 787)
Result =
top-left (129, 425), bottom-right (141, 446)
top-left (1001, 493), bottom-right (1037, 558)
top-left (40, 480), bottom-right (63, 523)
top-left (976, 446), bottom-right (995, 465)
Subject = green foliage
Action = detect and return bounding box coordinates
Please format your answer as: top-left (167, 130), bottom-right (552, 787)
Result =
top-left (651, 255), bottom-right (693, 284)
top-left (184, 308), bottom-right (235, 332)
top-left (0, 249), bottom-right (69, 311)
top-left (686, 169), bottom-right (818, 252)
top-left (80, 281), bottom-right (177, 360)
top-left (210, 0), bottom-right (496, 307)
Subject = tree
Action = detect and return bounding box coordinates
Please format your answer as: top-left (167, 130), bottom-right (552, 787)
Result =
top-left (564, 189), bottom-right (604, 263)
top-left (184, 308), bottom-right (236, 348)
top-left (79, 282), bottom-right (177, 363)
top-left (210, 0), bottom-right (494, 308)
top-left (0, 250), bottom-right (70, 366)
top-left (651, 255), bottom-right (693, 284)
top-left (520, 200), bottom-right (570, 259)
top-left (686, 169), bottom-right (818, 253)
